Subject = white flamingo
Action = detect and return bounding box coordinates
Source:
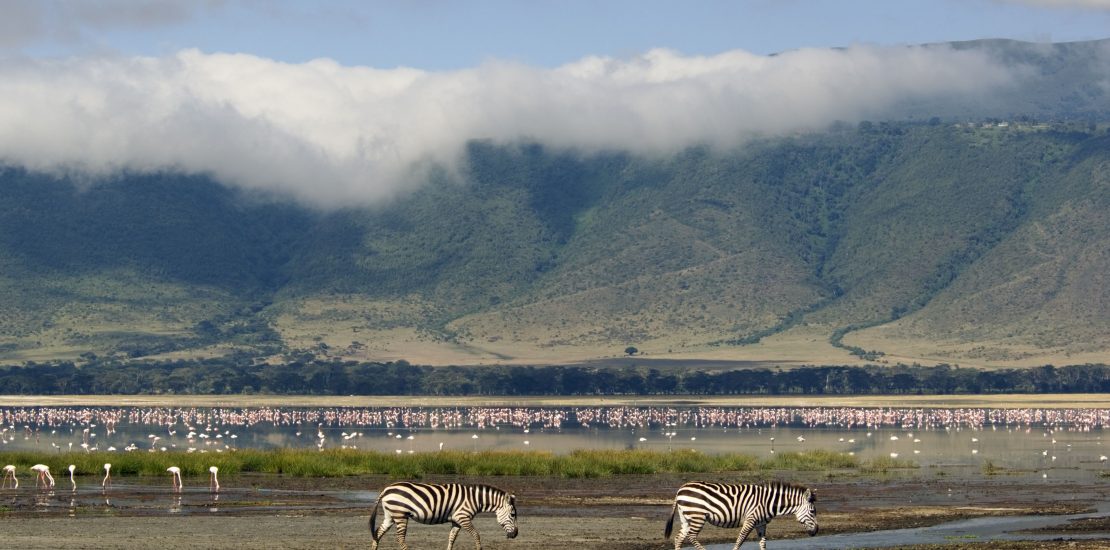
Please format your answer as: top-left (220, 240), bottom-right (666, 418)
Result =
top-left (102, 463), bottom-right (112, 488)
top-left (209, 466), bottom-right (219, 492)
top-left (2, 464), bottom-right (17, 489)
top-left (30, 464), bottom-right (54, 488)
top-left (68, 464), bottom-right (76, 491)
top-left (167, 466), bottom-right (182, 492)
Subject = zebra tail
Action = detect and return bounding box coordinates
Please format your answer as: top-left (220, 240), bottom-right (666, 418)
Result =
top-left (664, 499), bottom-right (677, 539)
top-left (369, 499), bottom-right (381, 541)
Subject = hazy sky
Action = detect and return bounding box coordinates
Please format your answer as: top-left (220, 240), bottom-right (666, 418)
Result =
top-left (0, 0), bottom-right (1107, 206)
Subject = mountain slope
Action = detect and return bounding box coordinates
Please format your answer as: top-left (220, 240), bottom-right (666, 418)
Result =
top-left (1, 40), bottom-right (1109, 366)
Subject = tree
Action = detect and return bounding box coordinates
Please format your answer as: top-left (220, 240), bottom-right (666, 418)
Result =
top-left (624, 346), bottom-right (639, 356)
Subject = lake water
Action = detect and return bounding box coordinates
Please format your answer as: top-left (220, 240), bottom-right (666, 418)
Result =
top-left (0, 405), bottom-right (1106, 477)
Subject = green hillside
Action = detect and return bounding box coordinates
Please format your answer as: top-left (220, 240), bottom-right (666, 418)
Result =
top-left (2, 121), bottom-right (1107, 366)
top-left (1, 39), bottom-right (1109, 367)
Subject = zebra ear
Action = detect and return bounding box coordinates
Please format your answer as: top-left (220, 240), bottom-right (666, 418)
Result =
top-left (509, 494), bottom-right (516, 505)
top-left (807, 490), bottom-right (816, 503)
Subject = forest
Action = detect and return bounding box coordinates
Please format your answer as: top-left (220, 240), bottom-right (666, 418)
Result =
top-left (0, 358), bottom-right (1104, 396)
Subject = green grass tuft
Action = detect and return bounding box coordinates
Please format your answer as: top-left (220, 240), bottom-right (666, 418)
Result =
top-left (0, 448), bottom-right (867, 479)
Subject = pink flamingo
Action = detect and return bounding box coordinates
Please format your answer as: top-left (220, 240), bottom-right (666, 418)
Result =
top-left (68, 464), bottom-right (76, 491)
top-left (2, 465), bottom-right (17, 489)
top-left (209, 466), bottom-right (219, 492)
top-left (30, 464), bottom-right (54, 488)
top-left (167, 466), bottom-right (182, 492)
top-left (102, 463), bottom-right (112, 488)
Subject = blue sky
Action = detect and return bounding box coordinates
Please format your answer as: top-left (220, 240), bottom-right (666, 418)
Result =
top-left (5, 0), bottom-right (1110, 69)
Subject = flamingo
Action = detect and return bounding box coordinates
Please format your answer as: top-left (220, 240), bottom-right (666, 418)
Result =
top-left (167, 466), bottom-right (182, 492)
top-left (68, 464), bottom-right (76, 491)
top-left (102, 463), bottom-right (112, 488)
top-left (2, 464), bottom-right (17, 489)
top-left (30, 464), bottom-right (54, 488)
top-left (209, 466), bottom-right (219, 492)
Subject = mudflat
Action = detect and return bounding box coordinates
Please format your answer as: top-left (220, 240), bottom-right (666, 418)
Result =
top-left (0, 472), bottom-right (1106, 549)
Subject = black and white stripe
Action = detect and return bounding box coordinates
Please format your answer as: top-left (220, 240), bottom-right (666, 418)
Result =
top-left (664, 481), bottom-right (817, 550)
top-left (370, 482), bottom-right (518, 550)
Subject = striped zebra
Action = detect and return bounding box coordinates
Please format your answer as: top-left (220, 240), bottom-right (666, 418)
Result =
top-left (369, 482), bottom-right (518, 550)
top-left (664, 481), bottom-right (818, 550)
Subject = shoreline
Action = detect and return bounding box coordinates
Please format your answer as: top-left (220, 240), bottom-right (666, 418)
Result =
top-left (2, 393), bottom-right (1109, 409)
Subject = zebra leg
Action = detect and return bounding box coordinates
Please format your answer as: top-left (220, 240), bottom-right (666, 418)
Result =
top-left (372, 513), bottom-right (395, 550)
top-left (447, 523), bottom-right (462, 550)
top-left (394, 516), bottom-right (410, 550)
top-left (677, 513), bottom-right (708, 550)
top-left (755, 522), bottom-right (768, 550)
top-left (731, 517), bottom-right (756, 550)
top-left (457, 516), bottom-right (483, 550)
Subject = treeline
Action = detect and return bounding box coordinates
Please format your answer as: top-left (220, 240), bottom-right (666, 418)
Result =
top-left (0, 358), bottom-right (1106, 395)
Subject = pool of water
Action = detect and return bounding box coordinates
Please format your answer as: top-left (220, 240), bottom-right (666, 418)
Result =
top-left (705, 502), bottom-right (1110, 549)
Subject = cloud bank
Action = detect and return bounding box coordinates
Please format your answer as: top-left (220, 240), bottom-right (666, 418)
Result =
top-left (0, 45), bottom-right (1020, 206)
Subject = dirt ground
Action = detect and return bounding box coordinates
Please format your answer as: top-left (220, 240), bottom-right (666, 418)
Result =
top-left (0, 472), bottom-right (1106, 549)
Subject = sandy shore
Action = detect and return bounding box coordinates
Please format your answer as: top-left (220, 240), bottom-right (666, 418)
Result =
top-left (0, 472), bottom-right (1106, 549)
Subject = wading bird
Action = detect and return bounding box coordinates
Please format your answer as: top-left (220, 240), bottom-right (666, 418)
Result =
top-left (31, 464), bottom-right (54, 488)
top-left (102, 463), bottom-right (111, 488)
top-left (2, 464), bottom-right (17, 489)
top-left (167, 466), bottom-right (182, 492)
top-left (68, 465), bottom-right (76, 491)
top-left (209, 466), bottom-right (219, 492)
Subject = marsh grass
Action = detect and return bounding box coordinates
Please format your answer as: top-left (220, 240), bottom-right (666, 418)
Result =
top-left (981, 460), bottom-right (1002, 475)
top-left (0, 449), bottom-right (871, 479)
top-left (860, 455), bottom-right (917, 474)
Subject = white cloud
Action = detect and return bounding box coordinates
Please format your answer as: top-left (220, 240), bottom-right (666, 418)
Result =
top-left (0, 45), bottom-right (1020, 207)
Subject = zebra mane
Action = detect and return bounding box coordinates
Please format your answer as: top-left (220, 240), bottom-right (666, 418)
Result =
top-left (471, 484), bottom-right (512, 504)
top-left (763, 481), bottom-right (812, 497)
top-left (475, 484), bottom-right (509, 496)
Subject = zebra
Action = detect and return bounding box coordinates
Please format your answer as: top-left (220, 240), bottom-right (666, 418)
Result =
top-left (369, 482), bottom-right (518, 550)
top-left (664, 481), bottom-right (818, 550)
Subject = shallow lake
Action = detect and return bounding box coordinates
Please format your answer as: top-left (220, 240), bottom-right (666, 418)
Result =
top-left (0, 405), bottom-right (1106, 478)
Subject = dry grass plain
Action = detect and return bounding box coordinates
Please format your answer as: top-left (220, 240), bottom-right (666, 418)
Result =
top-left (271, 296), bottom-right (1109, 368)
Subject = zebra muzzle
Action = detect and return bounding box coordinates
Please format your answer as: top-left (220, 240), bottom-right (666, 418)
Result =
top-left (807, 524), bottom-right (819, 536)
top-left (506, 528), bottom-right (519, 539)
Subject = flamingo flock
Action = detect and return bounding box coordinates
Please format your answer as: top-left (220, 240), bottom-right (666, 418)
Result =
top-left (0, 462), bottom-right (224, 496)
top-left (0, 405), bottom-right (1103, 474)
top-left (0, 405), bottom-right (1103, 451)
